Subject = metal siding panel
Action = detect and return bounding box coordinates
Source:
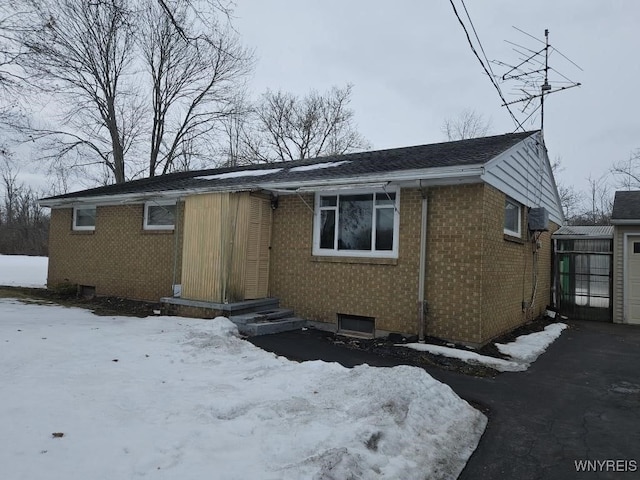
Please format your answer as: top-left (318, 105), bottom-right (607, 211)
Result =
top-left (482, 135), bottom-right (564, 224)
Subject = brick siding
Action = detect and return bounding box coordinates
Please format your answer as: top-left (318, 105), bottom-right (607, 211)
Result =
top-left (269, 184), bottom-right (557, 346)
top-left (269, 189), bottom-right (422, 335)
top-left (47, 203), bottom-right (183, 301)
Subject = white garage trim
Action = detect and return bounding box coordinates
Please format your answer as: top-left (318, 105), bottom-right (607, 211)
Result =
top-left (623, 233), bottom-right (640, 324)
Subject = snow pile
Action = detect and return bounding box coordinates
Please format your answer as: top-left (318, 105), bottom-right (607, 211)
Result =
top-left (288, 160), bottom-right (351, 172)
top-left (402, 343), bottom-right (526, 372)
top-left (0, 254), bottom-right (48, 287)
top-left (197, 168), bottom-right (282, 180)
top-left (0, 300), bottom-right (486, 480)
top-left (495, 323), bottom-right (568, 363)
top-left (402, 323), bottom-right (568, 372)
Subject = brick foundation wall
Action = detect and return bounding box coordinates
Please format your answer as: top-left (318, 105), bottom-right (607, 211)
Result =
top-left (47, 204), bottom-right (184, 302)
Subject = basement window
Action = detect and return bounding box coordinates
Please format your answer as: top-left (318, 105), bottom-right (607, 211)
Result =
top-left (338, 313), bottom-right (375, 337)
top-left (504, 198), bottom-right (522, 237)
top-left (144, 201), bottom-right (176, 230)
top-left (73, 206), bottom-right (96, 231)
top-left (313, 188), bottom-right (399, 258)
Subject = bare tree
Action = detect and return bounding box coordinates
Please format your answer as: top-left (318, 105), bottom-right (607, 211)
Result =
top-left (551, 157), bottom-right (582, 220)
top-left (569, 173), bottom-right (612, 226)
top-left (611, 149), bottom-right (640, 190)
top-left (240, 84), bottom-right (371, 163)
top-left (8, 0), bottom-right (251, 184)
top-left (139, 0), bottom-right (252, 176)
top-left (0, 156), bottom-right (49, 255)
top-left (441, 109), bottom-right (492, 141)
top-left (15, 0), bottom-right (139, 183)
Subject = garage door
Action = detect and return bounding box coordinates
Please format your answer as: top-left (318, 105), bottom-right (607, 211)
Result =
top-left (626, 236), bottom-right (640, 324)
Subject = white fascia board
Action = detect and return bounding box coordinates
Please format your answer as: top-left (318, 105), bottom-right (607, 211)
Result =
top-left (611, 219), bottom-right (640, 225)
top-left (259, 165), bottom-right (485, 192)
top-left (39, 164), bottom-right (485, 207)
top-left (38, 185), bottom-right (253, 208)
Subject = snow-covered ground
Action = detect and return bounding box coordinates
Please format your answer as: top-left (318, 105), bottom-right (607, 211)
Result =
top-left (402, 323), bottom-right (568, 372)
top-left (0, 254), bottom-right (48, 287)
top-left (0, 300), bottom-right (486, 480)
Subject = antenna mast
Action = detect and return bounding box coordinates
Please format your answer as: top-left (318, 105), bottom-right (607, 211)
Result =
top-left (494, 28), bottom-right (581, 131)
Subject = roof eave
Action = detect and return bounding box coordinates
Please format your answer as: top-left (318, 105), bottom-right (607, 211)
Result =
top-left (39, 165), bottom-right (485, 207)
top-left (610, 219), bottom-right (640, 225)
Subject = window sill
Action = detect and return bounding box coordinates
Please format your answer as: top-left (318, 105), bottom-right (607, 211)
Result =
top-left (503, 234), bottom-right (525, 244)
top-left (142, 229), bottom-right (175, 235)
top-left (311, 255), bottom-right (398, 265)
top-left (71, 230), bottom-right (95, 235)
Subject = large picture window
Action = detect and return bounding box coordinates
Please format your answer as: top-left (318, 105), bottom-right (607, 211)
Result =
top-left (144, 201), bottom-right (176, 230)
top-left (314, 188), bottom-right (399, 258)
top-left (73, 206), bottom-right (96, 231)
top-left (504, 198), bottom-right (522, 237)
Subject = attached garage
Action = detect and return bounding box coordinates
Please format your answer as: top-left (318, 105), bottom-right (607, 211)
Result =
top-left (611, 191), bottom-right (640, 325)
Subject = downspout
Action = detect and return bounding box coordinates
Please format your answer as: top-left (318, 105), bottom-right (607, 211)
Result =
top-left (418, 186), bottom-right (428, 342)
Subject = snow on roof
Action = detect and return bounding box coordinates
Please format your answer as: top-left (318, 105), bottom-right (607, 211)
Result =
top-left (288, 161), bottom-right (351, 173)
top-left (196, 168), bottom-right (282, 180)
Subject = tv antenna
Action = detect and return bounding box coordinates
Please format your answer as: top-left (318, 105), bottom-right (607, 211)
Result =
top-left (493, 28), bottom-right (582, 131)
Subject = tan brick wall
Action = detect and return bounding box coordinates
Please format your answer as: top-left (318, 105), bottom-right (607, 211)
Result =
top-left (423, 184), bottom-right (484, 343)
top-left (480, 184), bottom-right (558, 343)
top-left (48, 203), bottom-right (184, 302)
top-left (269, 184), bottom-right (558, 346)
top-left (269, 189), bottom-right (422, 335)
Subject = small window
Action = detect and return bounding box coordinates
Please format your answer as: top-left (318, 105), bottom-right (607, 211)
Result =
top-left (73, 206), bottom-right (96, 231)
top-left (504, 198), bottom-right (521, 237)
top-left (634, 242), bottom-right (640, 254)
top-left (338, 313), bottom-right (375, 337)
top-left (144, 201), bottom-right (176, 230)
top-left (314, 188), bottom-right (399, 258)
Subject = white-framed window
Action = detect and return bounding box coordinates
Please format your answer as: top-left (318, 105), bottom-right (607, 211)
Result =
top-left (313, 187), bottom-right (400, 258)
top-left (73, 206), bottom-right (96, 231)
top-left (144, 201), bottom-right (176, 230)
top-left (504, 197), bottom-right (522, 237)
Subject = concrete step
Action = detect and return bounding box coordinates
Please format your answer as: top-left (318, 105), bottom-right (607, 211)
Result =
top-left (230, 308), bottom-right (295, 325)
top-left (237, 317), bottom-right (307, 336)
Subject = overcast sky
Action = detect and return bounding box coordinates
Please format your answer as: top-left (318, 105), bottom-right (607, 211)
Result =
top-left (231, 0), bottom-right (639, 196)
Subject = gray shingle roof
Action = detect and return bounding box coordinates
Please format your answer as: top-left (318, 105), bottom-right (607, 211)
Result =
top-left (611, 191), bottom-right (640, 221)
top-left (41, 130), bottom-right (536, 202)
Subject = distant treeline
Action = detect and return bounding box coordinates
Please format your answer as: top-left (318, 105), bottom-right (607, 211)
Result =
top-left (0, 179), bottom-right (49, 256)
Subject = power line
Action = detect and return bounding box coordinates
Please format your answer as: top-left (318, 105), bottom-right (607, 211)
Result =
top-left (447, 0), bottom-right (524, 131)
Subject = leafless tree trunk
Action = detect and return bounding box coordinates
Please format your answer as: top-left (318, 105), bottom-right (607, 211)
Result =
top-left (14, 0), bottom-right (139, 183)
top-left (241, 84), bottom-right (371, 163)
top-left (441, 109), bottom-right (492, 141)
top-left (139, 0), bottom-right (252, 176)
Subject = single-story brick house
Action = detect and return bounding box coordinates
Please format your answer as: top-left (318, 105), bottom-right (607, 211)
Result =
top-left (611, 191), bottom-right (640, 325)
top-left (40, 130), bottom-right (564, 346)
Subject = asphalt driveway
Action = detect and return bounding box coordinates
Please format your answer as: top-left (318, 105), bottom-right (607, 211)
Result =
top-left (250, 321), bottom-right (640, 479)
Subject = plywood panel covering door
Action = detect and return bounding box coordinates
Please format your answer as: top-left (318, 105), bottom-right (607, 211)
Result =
top-left (244, 195), bottom-right (272, 299)
top-left (626, 236), bottom-right (640, 324)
